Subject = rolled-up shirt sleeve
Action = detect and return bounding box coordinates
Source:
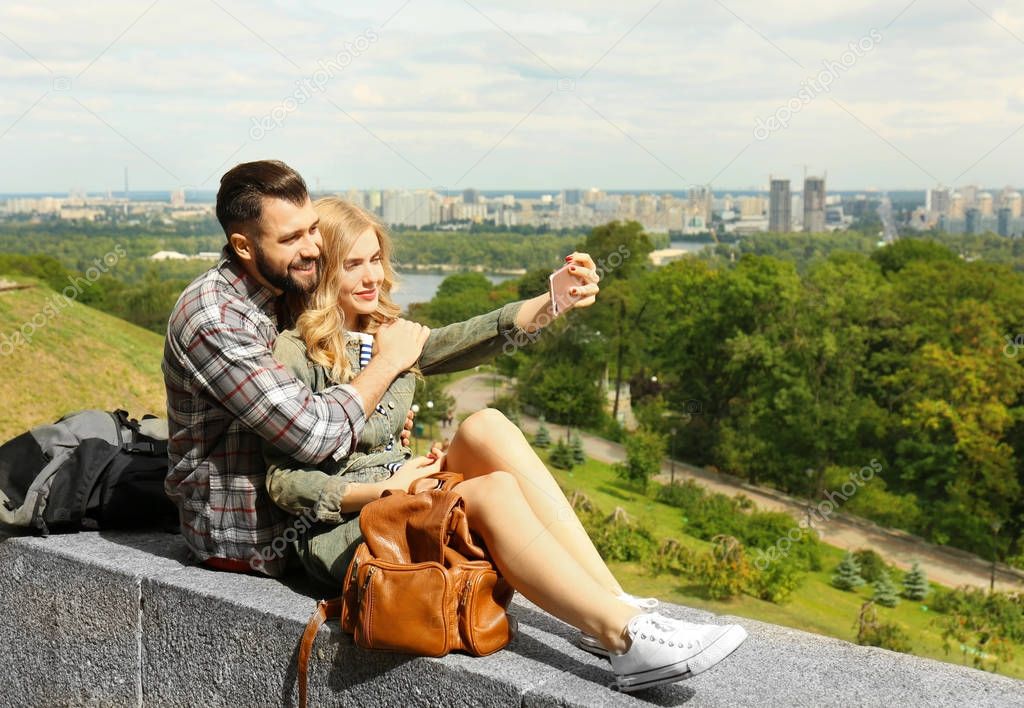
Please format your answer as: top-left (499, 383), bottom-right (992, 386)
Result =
top-left (417, 300), bottom-right (527, 375)
top-left (176, 312), bottom-right (365, 465)
top-left (265, 454), bottom-right (350, 523)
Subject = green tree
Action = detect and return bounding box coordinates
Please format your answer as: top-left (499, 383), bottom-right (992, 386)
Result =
top-left (902, 561), bottom-right (930, 601)
top-left (413, 375), bottom-right (455, 431)
top-left (614, 426), bottom-right (666, 490)
top-left (570, 433), bottom-right (586, 466)
top-left (578, 220), bottom-right (654, 283)
top-left (410, 272), bottom-right (517, 326)
top-left (549, 440), bottom-right (574, 470)
top-left (870, 238), bottom-right (957, 275)
top-left (872, 571), bottom-right (900, 607)
top-left (533, 417), bottom-right (551, 448)
top-left (831, 552), bottom-right (866, 591)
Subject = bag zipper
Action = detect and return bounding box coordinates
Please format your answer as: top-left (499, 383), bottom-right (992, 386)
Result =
top-left (459, 576), bottom-right (474, 611)
top-left (359, 566), bottom-right (377, 643)
top-left (360, 566), bottom-right (376, 605)
top-left (458, 575), bottom-right (476, 652)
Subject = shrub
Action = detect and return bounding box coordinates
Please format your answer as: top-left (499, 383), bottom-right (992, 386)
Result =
top-left (853, 549), bottom-right (890, 583)
top-left (742, 510), bottom-right (822, 572)
top-left (750, 553), bottom-right (805, 603)
top-left (647, 538), bottom-right (695, 576)
top-left (856, 601), bottom-right (912, 653)
top-left (584, 507), bottom-right (656, 563)
top-left (692, 535), bottom-right (754, 600)
top-left (931, 586), bottom-right (1024, 644)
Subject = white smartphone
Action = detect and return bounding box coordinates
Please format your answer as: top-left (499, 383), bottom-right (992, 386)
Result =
top-left (549, 264), bottom-right (583, 316)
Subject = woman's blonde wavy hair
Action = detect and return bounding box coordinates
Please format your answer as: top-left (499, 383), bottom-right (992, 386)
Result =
top-left (296, 197), bottom-right (402, 384)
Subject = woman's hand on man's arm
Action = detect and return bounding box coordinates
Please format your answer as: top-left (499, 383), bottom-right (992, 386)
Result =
top-left (348, 318), bottom-right (430, 417)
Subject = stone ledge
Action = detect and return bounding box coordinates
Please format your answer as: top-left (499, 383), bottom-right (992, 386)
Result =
top-left (1, 529), bottom-right (1021, 707)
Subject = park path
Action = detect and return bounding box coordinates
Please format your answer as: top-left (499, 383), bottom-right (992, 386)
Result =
top-left (446, 373), bottom-right (1024, 593)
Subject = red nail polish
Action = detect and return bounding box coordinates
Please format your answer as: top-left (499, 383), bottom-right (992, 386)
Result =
top-left (565, 255), bottom-right (572, 262)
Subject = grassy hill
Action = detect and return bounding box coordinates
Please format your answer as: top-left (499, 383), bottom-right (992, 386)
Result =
top-left (0, 278), bottom-right (166, 441)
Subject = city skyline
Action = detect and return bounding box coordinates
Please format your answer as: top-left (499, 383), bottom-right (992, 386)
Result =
top-left (1, 1), bottom-right (1022, 192)
top-left (7, 177), bottom-right (1021, 237)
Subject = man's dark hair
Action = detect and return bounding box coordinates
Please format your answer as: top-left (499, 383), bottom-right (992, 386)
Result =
top-left (215, 160), bottom-right (308, 238)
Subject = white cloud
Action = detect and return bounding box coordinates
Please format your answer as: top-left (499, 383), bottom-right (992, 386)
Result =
top-left (0, 0), bottom-right (1020, 190)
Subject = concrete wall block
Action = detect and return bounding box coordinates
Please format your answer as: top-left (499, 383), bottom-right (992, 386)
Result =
top-left (0, 536), bottom-right (142, 707)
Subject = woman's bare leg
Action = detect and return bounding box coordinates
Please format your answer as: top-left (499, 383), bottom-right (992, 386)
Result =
top-left (444, 408), bottom-right (624, 595)
top-left (457, 471), bottom-right (636, 651)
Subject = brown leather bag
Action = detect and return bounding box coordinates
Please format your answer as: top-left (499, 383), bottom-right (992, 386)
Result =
top-left (297, 473), bottom-right (515, 708)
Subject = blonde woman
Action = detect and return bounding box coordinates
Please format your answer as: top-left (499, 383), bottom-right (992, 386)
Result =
top-left (264, 197), bottom-right (747, 691)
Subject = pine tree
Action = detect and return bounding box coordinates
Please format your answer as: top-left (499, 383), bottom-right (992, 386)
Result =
top-left (902, 562), bottom-right (930, 601)
top-left (872, 570), bottom-right (900, 607)
top-left (549, 440), bottom-right (574, 470)
top-left (534, 417), bottom-right (551, 448)
top-left (571, 433), bottom-right (586, 465)
top-left (831, 552), bottom-right (866, 591)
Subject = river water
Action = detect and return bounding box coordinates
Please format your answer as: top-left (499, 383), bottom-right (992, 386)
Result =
top-left (392, 242), bottom-right (707, 310)
top-left (391, 272), bottom-right (516, 311)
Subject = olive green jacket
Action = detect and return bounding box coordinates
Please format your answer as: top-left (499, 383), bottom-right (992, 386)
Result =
top-left (264, 300), bottom-right (525, 524)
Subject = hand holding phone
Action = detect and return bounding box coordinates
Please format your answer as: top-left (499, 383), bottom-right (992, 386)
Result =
top-left (549, 264), bottom-right (584, 316)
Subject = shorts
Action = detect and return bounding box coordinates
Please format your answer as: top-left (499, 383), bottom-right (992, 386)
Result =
top-left (293, 514), bottom-right (364, 594)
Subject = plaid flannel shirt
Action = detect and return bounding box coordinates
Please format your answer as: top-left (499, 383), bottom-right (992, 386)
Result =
top-left (162, 247), bottom-right (366, 577)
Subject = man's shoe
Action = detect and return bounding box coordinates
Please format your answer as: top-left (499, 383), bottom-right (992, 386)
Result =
top-left (609, 613), bottom-right (748, 692)
top-left (578, 593), bottom-right (659, 657)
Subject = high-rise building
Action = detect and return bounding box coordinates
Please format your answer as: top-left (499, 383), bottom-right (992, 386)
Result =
top-left (978, 192), bottom-right (994, 216)
top-left (381, 190), bottom-right (440, 228)
top-left (462, 188), bottom-right (480, 205)
top-left (965, 207), bottom-right (982, 235)
top-left (1006, 192), bottom-right (1022, 218)
top-left (688, 185), bottom-right (713, 225)
top-left (960, 184), bottom-right (980, 206)
top-left (928, 187), bottom-right (951, 215)
top-left (803, 176), bottom-right (826, 233)
top-left (769, 178), bottom-right (791, 233)
top-left (951, 192), bottom-right (965, 218)
top-left (738, 196), bottom-right (766, 218)
top-left (170, 188), bottom-right (185, 208)
top-left (998, 208), bottom-right (1012, 237)
top-left (562, 189), bottom-right (582, 206)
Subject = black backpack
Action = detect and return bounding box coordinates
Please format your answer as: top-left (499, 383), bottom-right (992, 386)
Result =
top-left (0, 409), bottom-right (178, 535)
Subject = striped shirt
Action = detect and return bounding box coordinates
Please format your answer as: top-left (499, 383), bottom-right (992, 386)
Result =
top-left (354, 333), bottom-right (402, 472)
top-left (353, 331), bottom-right (373, 369)
top-left (162, 247), bottom-right (366, 577)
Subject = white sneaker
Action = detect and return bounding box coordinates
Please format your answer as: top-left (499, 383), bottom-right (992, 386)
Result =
top-left (609, 613), bottom-right (748, 692)
top-left (578, 592), bottom-right (659, 657)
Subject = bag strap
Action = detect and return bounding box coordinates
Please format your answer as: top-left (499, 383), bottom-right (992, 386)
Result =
top-left (297, 596), bottom-right (344, 708)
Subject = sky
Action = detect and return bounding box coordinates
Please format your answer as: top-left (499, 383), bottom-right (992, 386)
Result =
top-left (0, 0), bottom-right (1022, 193)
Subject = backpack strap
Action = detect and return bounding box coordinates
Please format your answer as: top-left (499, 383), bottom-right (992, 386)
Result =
top-left (297, 596), bottom-right (344, 708)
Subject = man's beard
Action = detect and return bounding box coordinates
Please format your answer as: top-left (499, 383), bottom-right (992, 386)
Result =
top-left (252, 242), bottom-right (321, 295)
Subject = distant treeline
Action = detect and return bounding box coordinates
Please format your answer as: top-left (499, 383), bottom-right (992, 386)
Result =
top-left (0, 223), bottom-right (651, 333)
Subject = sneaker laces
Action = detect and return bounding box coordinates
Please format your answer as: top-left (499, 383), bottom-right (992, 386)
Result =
top-left (630, 614), bottom-right (704, 651)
